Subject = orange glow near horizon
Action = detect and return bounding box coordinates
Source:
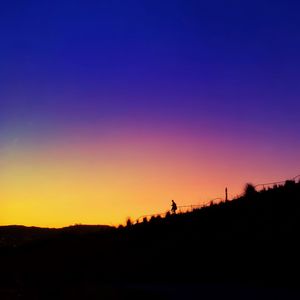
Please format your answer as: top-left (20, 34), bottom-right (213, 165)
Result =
top-left (0, 127), bottom-right (297, 228)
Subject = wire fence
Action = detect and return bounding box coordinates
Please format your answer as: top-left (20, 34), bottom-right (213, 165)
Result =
top-left (254, 174), bottom-right (300, 190)
top-left (134, 173), bottom-right (300, 224)
top-left (135, 198), bottom-right (223, 223)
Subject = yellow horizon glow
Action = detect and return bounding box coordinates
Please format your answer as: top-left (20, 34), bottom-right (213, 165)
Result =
top-left (0, 129), bottom-right (295, 228)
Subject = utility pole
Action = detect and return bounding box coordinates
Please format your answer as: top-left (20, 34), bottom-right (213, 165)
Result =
top-left (225, 187), bottom-right (228, 201)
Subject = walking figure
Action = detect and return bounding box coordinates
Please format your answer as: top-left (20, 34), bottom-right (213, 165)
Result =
top-left (171, 200), bottom-right (177, 214)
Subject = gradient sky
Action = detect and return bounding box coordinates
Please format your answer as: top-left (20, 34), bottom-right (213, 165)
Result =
top-left (1, 0), bottom-right (300, 227)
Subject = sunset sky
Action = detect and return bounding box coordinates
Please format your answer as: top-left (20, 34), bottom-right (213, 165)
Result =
top-left (1, 0), bottom-right (300, 227)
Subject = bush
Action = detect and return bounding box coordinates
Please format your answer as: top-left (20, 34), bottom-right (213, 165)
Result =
top-left (126, 218), bottom-right (132, 227)
top-left (285, 180), bottom-right (295, 188)
top-left (244, 183), bottom-right (256, 198)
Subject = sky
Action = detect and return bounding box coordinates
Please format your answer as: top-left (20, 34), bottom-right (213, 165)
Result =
top-left (1, 0), bottom-right (300, 227)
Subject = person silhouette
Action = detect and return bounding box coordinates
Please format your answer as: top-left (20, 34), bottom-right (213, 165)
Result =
top-left (171, 200), bottom-right (177, 214)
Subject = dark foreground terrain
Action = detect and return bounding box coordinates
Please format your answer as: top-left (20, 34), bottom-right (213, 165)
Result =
top-left (1, 180), bottom-right (300, 299)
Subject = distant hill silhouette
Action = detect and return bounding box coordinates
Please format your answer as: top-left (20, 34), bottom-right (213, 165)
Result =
top-left (0, 225), bottom-right (112, 248)
top-left (1, 179), bottom-right (300, 299)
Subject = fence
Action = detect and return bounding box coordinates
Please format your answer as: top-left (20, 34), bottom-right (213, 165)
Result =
top-left (135, 174), bottom-right (300, 224)
top-left (135, 198), bottom-right (223, 223)
top-left (254, 174), bottom-right (300, 190)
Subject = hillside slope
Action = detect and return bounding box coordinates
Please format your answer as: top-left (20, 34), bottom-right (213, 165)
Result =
top-left (1, 180), bottom-right (300, 299)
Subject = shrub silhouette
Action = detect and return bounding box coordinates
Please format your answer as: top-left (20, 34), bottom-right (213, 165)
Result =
top-left (244, 183), bottom-right (256, 197)
top-left (126, 218), bottom-right (132, 227)
top-left (285, 180), bottom-right (295, 188)
top-left (149, 216), bottom-right (155, 223)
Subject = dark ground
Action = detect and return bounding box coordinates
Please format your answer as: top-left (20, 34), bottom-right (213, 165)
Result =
top-left (1, 181), bottom-right (300, 299)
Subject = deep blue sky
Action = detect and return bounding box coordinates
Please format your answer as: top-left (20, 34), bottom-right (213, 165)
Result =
top-left (1, 0), bottom-right (300, 143)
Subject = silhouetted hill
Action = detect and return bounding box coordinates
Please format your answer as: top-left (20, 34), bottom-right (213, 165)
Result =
top-left (0, 225), bottom-right (113, 248)
top-left (1, 179), bottom-right (300, 299)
